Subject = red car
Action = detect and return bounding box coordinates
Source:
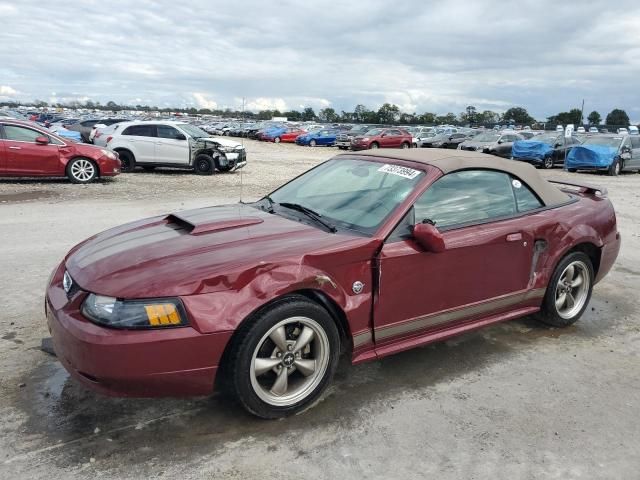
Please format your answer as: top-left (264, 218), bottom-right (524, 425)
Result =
top-left (0, 120), bottom-right (121, 183)
top-left (264, 127), bottom-right (307, 143)
top-left (46, 149), bottom-right (620, 418)
top-left (351, 127), bottom-right (413, 150)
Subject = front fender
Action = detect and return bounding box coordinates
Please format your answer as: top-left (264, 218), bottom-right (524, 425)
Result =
top-left (181, 262), bottom-right (371, 338)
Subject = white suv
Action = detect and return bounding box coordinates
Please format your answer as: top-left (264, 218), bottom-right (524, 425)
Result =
top-left (102, 121), bottom-right (247, 174)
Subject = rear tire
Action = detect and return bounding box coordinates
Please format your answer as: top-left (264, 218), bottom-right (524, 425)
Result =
top-left (274, 137), bottom-right (281, 143)
top-left (535, 252), bottom-right (594, 327)
top-left (608, 158), bottom-right (621, 176)
top-left (117, 150), bottom-right (135, 173)
top-left (309, 139), bottom-right (317, 147)
top-left (66, 157), bottom-right (98, 184)
top-left (194, 154), bottom-right (214, 175)
top-left (226, 296), bottom-right (340, 419)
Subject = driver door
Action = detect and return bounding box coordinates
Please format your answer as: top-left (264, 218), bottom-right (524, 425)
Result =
top-left (155, 125), bottom-right (190, 165)
top-left (374, 170), bottom-right (537, 345)
top-left (1, 124), bottom-right (61, 175)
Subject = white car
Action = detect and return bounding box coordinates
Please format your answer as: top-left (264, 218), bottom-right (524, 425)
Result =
top-left (556, 125), bottom-right (564, 132)
top-left (577, 126), bottom-right (586, 133)
top-left (589, 127), bottom-right (599, 133)
top-left (629, 126), bottom-right (639, 135)
top-left (104, 121), bottom-right (247, 174)
top-left (617, 127), bottom-right (629, 135)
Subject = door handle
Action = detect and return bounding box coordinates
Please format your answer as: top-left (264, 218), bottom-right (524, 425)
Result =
top-left (506, 233), bottom-right (523, 242)
top-left (8, 146), bottom-right (21, 150)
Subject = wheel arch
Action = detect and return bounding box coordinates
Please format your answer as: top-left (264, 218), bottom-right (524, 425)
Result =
top-left (113, 146), bottom-right (135, 160)
top-left (215, 287), bottom-right (353, 390)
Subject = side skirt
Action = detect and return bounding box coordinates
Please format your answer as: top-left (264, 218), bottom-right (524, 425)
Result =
top-left (352, 306), bottom-right (540, 364)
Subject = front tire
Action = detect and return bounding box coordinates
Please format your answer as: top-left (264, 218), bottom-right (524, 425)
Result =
top-left (369, 142), bottom-right (379, 149)
top-left (117, 150), bottom-right (135, 173)
top-left (274, 136), bottom-right (281, 143)
top-left (543, 156), bottom-right (554, 169)
top-left (66, 157), bottom-right (98, 184)
top-left (309, 139), bottom-right (317, 147)
top-left (401, 142), bottom-right (410, 149)
top-left (535, 252), bottom-right (594, 327)
top-left (608, 158), bottom-right (621, 176)
top-left (227, 296), bottom-right (340, 419)
top-left (194, 154), bottom-right (214, 175)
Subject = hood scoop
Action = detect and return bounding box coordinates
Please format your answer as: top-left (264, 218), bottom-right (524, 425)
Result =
top-left (166, 211), bottom-right (263, 235)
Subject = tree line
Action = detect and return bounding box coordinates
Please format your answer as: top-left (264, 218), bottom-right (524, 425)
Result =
top-left (0, 99), bottom-right (632, 127)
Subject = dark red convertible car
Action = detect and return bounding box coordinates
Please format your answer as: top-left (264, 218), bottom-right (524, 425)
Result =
top-left (0, 119), bottom-right (121, 183)
top-left (45, 149), bottom-right (620, 418)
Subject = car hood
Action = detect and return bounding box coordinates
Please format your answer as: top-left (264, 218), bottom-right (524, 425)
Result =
top-left (65, 204), bottom-right (375, 298)
top-left (198, 136), bottom-right (243, 148)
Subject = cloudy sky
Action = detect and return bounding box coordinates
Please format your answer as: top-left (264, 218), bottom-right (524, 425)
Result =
top-left (1, 0), bottom-right (639, 119)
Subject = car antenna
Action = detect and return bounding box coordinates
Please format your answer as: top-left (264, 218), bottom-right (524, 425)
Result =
top-left (240, 96), bottom-right (245, 204)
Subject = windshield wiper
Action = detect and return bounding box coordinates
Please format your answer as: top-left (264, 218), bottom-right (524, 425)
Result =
top-left (278, 202), bottom-right (337, 233)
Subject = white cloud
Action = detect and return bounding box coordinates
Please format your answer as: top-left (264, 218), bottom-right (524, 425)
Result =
top-left (0, 85), bottom-right (18, 96)
top-left (245, 97), bottom-right (288, 112)
top-left (192, 92), bottom-right (218, 110)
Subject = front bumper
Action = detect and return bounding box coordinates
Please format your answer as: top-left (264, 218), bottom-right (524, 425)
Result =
top-left (220, 150), bottom-right (247, 171)
top-left (45, 264), bottom-right (231, 397)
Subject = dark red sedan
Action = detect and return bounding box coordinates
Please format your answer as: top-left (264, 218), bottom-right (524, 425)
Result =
top-left (350, 127), bottom-right (413, 150)
top-left (0, 119), bottom-right (121, 183)
top-left (45, 149), bottom-right (620, 418)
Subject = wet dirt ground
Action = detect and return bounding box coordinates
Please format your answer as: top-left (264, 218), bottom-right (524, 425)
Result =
top-left (1, 141), bottom-right (639, 479)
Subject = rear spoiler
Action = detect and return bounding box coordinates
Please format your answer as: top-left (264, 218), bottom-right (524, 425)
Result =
top-left (548, 180), bottom-right (608, 198)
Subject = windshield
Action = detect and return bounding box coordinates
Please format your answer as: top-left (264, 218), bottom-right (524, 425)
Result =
top-left (267, 158), bottom-right (423, 234)
top-left (535, 134), bottom-right (560, 145)
top-left (581, 136), bottom-right (623, 148)
top-left (364, 128), bottom-right (383, 136)
top-left (178, 123), bottom-right (209, 138)
top-left (472, 133), bottom-right (500, 142)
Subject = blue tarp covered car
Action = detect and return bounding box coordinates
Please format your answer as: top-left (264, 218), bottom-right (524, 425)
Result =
top-left (50, 126), bottom-right (82, 142)
top-left (511, 133), bottom-right (581, 169)
top-left (564, 135), bottom-right (638, 176)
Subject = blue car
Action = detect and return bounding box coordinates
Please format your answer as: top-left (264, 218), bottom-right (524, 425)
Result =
top-left (295, 129), bottom-right (338, 147)
top-left (566, 134), bottom-right (640, 176)
top-left (511, 133), bottom-right (581, 169)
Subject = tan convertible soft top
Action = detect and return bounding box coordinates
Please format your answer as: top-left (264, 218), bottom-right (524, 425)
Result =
top-left (340, 149), bottom-right (570, 206)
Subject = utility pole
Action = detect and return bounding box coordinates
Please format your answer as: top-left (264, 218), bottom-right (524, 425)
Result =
top-left (580, 99), bottom-right (585, 126)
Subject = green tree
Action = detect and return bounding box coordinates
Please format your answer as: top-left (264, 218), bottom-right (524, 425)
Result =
top-left (417, 112), bottom-right (437, 124)
top-left (377, 103), bottom-right (401, 124)
top-left (283, 110), bottom-right (302, 121)
top-left (478, 110), bottom-right (499, 125)
top-left (435, 113), bottom-right (458, 125)
top-left (318, 107), bottom-right (338, 123)
top-left (399, 112), bottom-right (417, 124)
top-left (106, 100), bottom-right (119, 109)
top-left (587, 111), bottom-right (601, 125)
top-left (547, 109), bottom-right (582, 127)
top-left (605, 109), bottom-right (630, 126)
top-left (302, 107), bottom-right (316, 121)
top-left (353, 104), bottom-right (371, 123)
top-left (460, 105), bottom-right (478, 124)
top-left (501, 107), bottom-right (535, 125)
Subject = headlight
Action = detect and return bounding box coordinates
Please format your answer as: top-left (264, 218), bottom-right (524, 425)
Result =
top-left (361, 137), bottom-right (370, 141)
top-left (82, 293), bottom-right (188, 329)
top-left (219, 145), bottom-right (242, 153)
top-left (100, 149), bottom-right (116, 159)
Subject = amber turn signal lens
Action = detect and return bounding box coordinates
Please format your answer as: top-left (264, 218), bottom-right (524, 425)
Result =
top-left (144, 304), bottom-right (182, 326)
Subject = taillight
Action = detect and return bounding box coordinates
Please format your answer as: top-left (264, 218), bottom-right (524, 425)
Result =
top-left (106, 136), bottom-right (113, 144)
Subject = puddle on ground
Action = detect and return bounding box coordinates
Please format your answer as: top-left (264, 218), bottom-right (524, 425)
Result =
top-left (0, 190), bottom-right (58, 203)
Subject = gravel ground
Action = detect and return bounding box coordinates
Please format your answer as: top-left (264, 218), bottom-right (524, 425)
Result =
top-left (1, 140), bottom-right (639, 479)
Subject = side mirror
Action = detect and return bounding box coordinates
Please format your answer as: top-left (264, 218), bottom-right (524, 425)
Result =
top-left (35, 136), bottom-right (50, 145)
top-left (413, 222), bottom-right (446, 253)
top-left (448, 136), bottom-right (453, 141)
top-left (497, 139), bottom-right (503, 144)
top-left (175, 133), bottom-right (187, 140)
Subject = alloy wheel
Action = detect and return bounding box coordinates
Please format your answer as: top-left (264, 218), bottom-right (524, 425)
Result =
top-left (70, 159), bottom-right (95, 182)
top-left (250, 316), bottom-right (330, 406)
top-left (555, 260), bottom-right (590, 319)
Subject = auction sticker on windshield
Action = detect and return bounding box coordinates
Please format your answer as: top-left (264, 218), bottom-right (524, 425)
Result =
top-left (378, 164), bottom-right (421, 179)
